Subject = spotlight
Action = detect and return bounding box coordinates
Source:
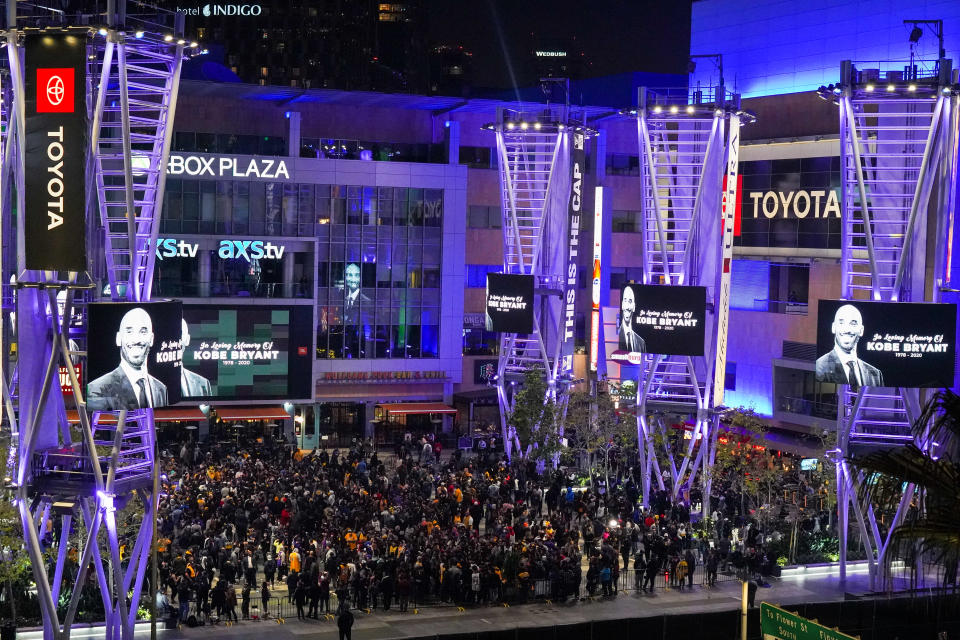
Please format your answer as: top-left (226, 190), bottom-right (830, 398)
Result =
top-left (98, 27), bottom-right (108, 36)
top-left (534, 122), bottom-right (542, 130)
top-left (134, 30), bottom-right (144, 39)
top-left (506, 122), bottom-right (515, 130)
top-left (909, 26), bottom-right (923, 43)
top-left (714, 109), bottom-right (723, 117)
top-left (832, 86), bottom-right (841, 95)
top-left (520, 121), bottom-right (529, 130)
top-left (669, 105), bottom-right (679, 114)
top-left (908, 84), bottom-right (917, 92)
top-left (177, 39), bottom-right (186, 45)
top-left (164, 34), bottom-right (174, 42)
top-left (201, 49), bottom-right (209, 55)
top-left (653, 105), bottom-right (662, 114)
top-left (190, 42), bottom-right (198, 48)
top-left (943, 87), bottom-right (952, 95)
top-left (865, 84), bottom-right (875, 92)
top-left (685, 105), bottom-right (695, 114)
top-left (887, 84), bottom-right (896, 92)
top-left (557, 124), bottom-right (565, 131)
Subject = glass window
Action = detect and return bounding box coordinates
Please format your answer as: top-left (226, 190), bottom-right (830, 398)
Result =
top-left (215, 181), bottom-right (233, 234)
top-left (232, 182), bottom-right (250, 234)
top-left (248, 182), bottom-right (265, 235)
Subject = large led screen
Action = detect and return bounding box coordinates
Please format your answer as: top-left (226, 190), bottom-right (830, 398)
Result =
top-left (610, 284), bottom-right (706, 361)
top-left (815, 300), bottom-right (957, 388)
top-left (181, 305), bottom-right (312, 400)
top-left (485, 273), bottom-right (534, 333)
top-left (87, 301), bottom-right (183, 411)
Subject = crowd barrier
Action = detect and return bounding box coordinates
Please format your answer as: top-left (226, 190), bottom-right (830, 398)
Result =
top-left (165, 568), bottom-right (738, 626)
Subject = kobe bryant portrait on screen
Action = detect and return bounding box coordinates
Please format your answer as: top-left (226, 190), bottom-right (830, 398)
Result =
top-left (88, 307), bottom-right (169, 410)
top-left (618, 285), bottom-right (646, 354)
top-left (180, 319), bottom-right (212, 398)
top-left (815, 303), bottom-right (884, 390)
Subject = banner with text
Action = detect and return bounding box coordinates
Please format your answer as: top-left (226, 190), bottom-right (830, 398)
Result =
top-left (815, 300), bottom-right (957, 388)
top-left (182, 305), bottom-right (313, 400)
top-left (485, 273), bottom-right (534, 334)
top-left (561, 132), bottom-right (586, 373)
top-left (611, 284), bottom-right (706, 362)
top-left (24, 33), bottom-right (88, 270)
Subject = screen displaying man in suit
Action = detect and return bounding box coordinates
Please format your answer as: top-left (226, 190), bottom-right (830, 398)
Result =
top-left (88, 307), bottom-right (169, 410)
top-left (180, 319), bottom-right (212, 398)
top-left (618, 285), bottom-right (646, 354)
top-left (342, 262), bottom-right (371, 326)
top-left (815, 303), bottom-right (884, 389)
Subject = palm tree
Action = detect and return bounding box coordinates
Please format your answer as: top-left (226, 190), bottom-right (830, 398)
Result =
top-left (848, 389), bottom-right (960, 588)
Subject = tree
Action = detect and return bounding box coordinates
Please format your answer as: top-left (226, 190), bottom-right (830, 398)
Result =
top-left (0, 442), bottom-right (31, 625)
top-left (848, 389), bottom-right (960, 585)
top-left (565, 390), bottom-right (636, 489)
top-left (505, 367), bottom-right (561, 462)
top-left (710, 407), bottom-right (779, 526)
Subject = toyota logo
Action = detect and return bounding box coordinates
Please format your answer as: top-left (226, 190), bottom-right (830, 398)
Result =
top-left (46, 75), bottom-right (65, 106)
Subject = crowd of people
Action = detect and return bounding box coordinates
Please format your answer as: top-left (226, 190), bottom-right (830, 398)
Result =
top-left (149, 434), bottom-right (781, 627)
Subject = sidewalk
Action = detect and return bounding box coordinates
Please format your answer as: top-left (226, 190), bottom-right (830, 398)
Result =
top-left (23, 568), bottom-right (879, 640)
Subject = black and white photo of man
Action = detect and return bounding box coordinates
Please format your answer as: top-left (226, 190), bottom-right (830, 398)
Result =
top-left (815, 303), bottom-right (884, 389)
top-left (618, 285), bottom-right (646, 353)
top-left (342, 262), bottom-right (371, 325)
top-left (88, 307), bottom-right (169, 410)
top-left (180, 319), bottom-right (212, 398)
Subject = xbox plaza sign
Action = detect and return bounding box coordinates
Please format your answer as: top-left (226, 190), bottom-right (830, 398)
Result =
top-left (166, 154), bottom-right (290, 180)
top-left (176, 4), bottom-right (262, 16)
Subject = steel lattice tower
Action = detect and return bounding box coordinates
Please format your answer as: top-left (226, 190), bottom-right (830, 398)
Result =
top-left (630, 85), bottom-right (749, 514)
top-left (486, 101), bottom-right (592, 460)
top-left (821, 59), bottom-right (959, 587)
top-left (1, 3), bottom-right (187, 639)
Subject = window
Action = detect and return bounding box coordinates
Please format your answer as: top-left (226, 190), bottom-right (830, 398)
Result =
top-left (467, 264), bottom-right (502, 288)
top-left (459, 146), bottom-right (494, 169)
top-left (724, 362), bottom-right (736, 391)
top-left (468, 205), bottom-right (501, 229)
top-left (612, 210), bottom-right (641, 233)
top-left (768, 263), bottom-right (809, 314)
top-left (607, 153), bottom-right (639, 176)
top-left (730, 260), bottom-right (810, 314)
top-left (463, 328), bottom-right (499, 355)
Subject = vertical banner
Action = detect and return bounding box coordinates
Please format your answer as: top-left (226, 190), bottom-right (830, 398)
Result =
top-left (561, 131), bottom-right (585, 374)
top-left (24, 33), bottom-right (88, 271)
top-left (590, 185), bottom-right (604, 372)
top-left (713, 116), bottom-right (740, 407)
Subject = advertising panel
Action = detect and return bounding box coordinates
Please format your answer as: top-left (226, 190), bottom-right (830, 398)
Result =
top-left (474, 359), bottom-right (499, 385)
top-left (561, 131), bottom-right (586, 373)
top-left (815, 300), bottom-right (957, 388)
top-left (87, 301), bottom-right (183, 410)
top-left (24, 33), bottom-right (88, 271)
top-left (181, 305), bottom-right (312, 400)
top-left (611, 285), bottom-right (706, 362)
top-left (485, 273), bottom-right (534, 334)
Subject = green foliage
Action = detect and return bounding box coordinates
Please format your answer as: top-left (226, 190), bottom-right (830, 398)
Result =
top-left (849, 389), bottom-right (960, 577)
top-left (564, 389), bottom-right (636, 482)
top-left (506, 367), bottom-right (561, 460)
top-left (0, 442), bottom-right (32, 621)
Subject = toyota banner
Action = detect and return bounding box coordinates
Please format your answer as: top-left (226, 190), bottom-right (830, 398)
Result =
top-left (24, 33), bottom-right (88, 271)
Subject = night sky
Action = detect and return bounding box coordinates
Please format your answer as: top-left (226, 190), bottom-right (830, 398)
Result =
top-left (427, 0), bottom-right (693, 90)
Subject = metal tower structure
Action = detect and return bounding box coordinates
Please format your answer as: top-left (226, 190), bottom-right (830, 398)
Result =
top-left (1, 3), bottom-right (189, 638)
top-left (629, 83), bottom-right (750, 513)
top-left (819, 58), bottom-right (959, 587)
top-left (486, 97), bottom-right (594, 460)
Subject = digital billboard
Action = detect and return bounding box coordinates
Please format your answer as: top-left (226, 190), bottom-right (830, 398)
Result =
top-left (87, 301), bottom-right (183, 411)
top-left (610, 284), bottom-right (706, 362)
top-left (485, 273), bottom-right (534, 334)
top-left (181, 305), bottom-right (312, 400)
top-left (815, 300), bottom-right (957, 389)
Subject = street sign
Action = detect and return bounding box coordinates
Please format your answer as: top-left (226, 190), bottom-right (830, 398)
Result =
top-left (760, 603), bottom-right (859, 640)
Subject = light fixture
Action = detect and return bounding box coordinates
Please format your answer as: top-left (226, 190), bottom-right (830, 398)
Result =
top-left (909, 25), bottom-right (923, 43)
top-left (669, 105), bottom-right (679, 114)
top-left (98, 27), bottom-right (108, 36)
top-left (887, 84), bottom-right (896, 92)
top-left (943, 87), bottom-right (952, 95)
top-left (653, 105), bottom-right (662, 114)
top-left (177, 39), bottom-right (186, 45)
top-left (506, 122), bottom-right (515, 130)
top-left (190, 42), bottom-right (198, 48)
top-left (534, 122), bottom-right (542, 130)
top-left (520, 121), bottom-right (529, 130)
top-left (164, 34), bottom-right (174, 42)
top-left (865, 84), bottom-right (874, 92)
top-left (908, 84), bottom-right (917, 92)
top-left (685, 105), bottom-right (695, 114)
top-left (557, 123), bottom-right (565, 131)
top-left (134, 30), bottom-right (144, 39)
